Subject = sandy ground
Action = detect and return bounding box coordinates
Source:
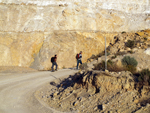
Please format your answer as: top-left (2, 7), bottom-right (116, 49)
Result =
top-left (0, 66), bottom-right (78, 113)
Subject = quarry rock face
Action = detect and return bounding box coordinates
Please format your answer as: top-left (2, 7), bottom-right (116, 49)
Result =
top-left (0, 0), bottom-right (150, 32)
top-left (31, 31), bottom-right (116, 70)
top-left (0, 0), bottom-right (150, 70)
top-left (0, 32), bottom-right (44, 67)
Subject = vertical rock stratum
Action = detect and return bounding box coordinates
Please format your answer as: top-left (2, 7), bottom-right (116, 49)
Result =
top-left (0, 0), bottom-right (150, 70)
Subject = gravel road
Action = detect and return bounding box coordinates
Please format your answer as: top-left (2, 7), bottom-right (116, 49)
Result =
top-left (0, 69), bottom-right (77, 113)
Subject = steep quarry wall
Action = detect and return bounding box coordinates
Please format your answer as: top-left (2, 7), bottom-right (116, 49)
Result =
top-left (0, 0), bottom-right (150, 70)
top-left (0, 0), bottom-right (150, 32)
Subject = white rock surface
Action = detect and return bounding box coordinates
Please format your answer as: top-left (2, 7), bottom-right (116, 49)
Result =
top-left (144, 48), bottom-right (150, 55)
top-left (0, 0), bottom-right (149, 32)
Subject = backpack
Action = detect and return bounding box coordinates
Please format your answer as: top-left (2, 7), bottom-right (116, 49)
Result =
top-left (76, 54), bottom-right (79, 59)
top-left (51, 57), bottom-right (55, 63)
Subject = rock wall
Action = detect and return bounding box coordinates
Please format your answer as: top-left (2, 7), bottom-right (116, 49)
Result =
top-left (0, 32), bottom-right (44, 67)
top-left (0, 0), bottom-right (150, 70)
top-left (0, 1), bottom-right (150, 32)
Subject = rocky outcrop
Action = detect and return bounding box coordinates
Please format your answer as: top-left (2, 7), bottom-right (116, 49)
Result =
top-left (73, 71), bottom-right (135, 95)
top-left (109, 30), bottom-right (150, 55)
top-left (38, 70), bottom-right (150, 113)
top-left (85, 30), bottom-right (150, 73)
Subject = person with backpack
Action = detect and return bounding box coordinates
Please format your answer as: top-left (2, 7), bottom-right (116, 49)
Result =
top-left (51, 55), bottom-right (58, 72)
top-left (76, 51), bottom-right (82, 70)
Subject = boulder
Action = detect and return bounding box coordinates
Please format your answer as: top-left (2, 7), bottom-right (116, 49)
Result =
top-left (144, 48), bottom-right (150, 55)
top-left (114, 59), bottom-right (123, 68)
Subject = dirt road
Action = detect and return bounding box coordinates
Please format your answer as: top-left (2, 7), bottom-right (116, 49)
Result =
top-left (0, 69), bottom-right (77, 113)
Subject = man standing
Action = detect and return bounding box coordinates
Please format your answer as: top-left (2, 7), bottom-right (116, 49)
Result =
top-left (76, 51), bottom-right (82, 70)
top-left (51, 55), bottom-right (58, 72)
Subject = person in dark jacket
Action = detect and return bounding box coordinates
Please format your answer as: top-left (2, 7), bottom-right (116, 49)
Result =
top-left (76, 51), bottom-right (82, 69)
top-left (51, 55), bottom-right (58, 72)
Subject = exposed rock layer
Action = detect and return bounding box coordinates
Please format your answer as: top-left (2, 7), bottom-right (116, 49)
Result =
top-left (0, 2), bottom-right (149, 32)
top-left (0, 31), bottom-right (116, 70)
top-left (0, 0), bottom-right (150, 70)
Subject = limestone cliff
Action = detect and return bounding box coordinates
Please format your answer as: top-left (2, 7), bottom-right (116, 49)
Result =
top-left (0, 0), bottom-right (150, 70)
